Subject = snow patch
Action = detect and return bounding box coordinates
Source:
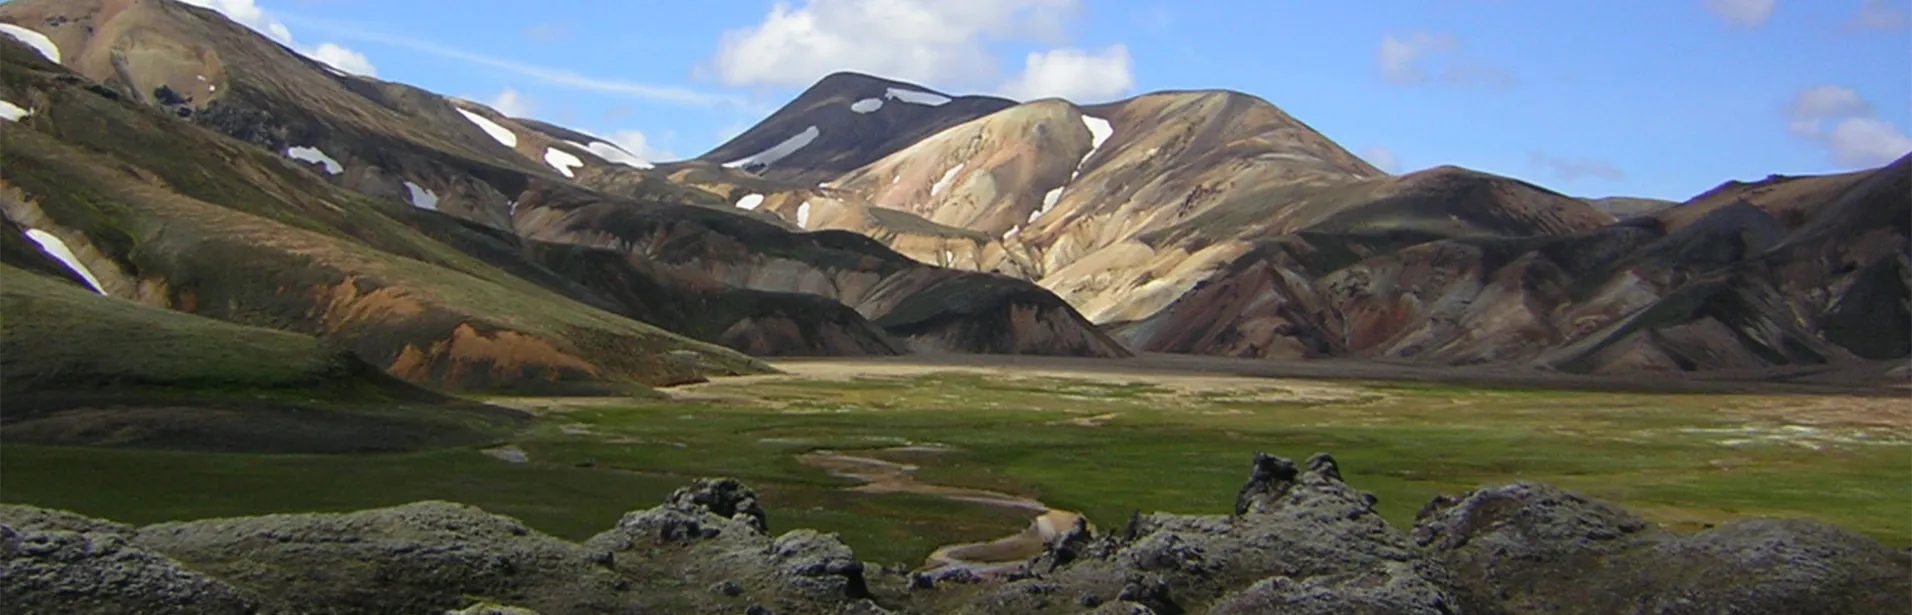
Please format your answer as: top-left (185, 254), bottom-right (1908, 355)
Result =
top-left (1003, 225), bottom-right (1021, 240)
top-left (885, 87), bottom-right (951, 106)
top-left (944, 250), bottom-right (954, 264)
top-left (850, 98), bottom-right (884, 113)
top-left (722, 125), bottom-right (822, 170)
top-left (564, 140), bottom-right (653, 169)
top-left (284, 146), bottom-right (342, 175)
top-left (795, 202), bottom-right (812, 229)
top-left (24, 229), bottom-right (104, 294)
top-left (1072, 114), bottom-right (1114, 179)
top-left (1030, 186), bottom-right (1066, 222)
top-left (403, 181), bottom-right (439, 211)
top-left (0, 24), bottom-right (59, 64)
top-left (1082, 115), bottom-right (1114, 151)
top-left (931, 163), bottom-right (965, 196)
top-left (543, 147), bottom-right (585, 178)
top-left (735, 193), bottom-right (764, 211)
top-left (453, 107), bottom-right (518, 148)
top-left (0, 100), bottom-right (27, 122)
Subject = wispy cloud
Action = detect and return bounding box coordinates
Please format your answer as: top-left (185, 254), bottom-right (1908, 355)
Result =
top-left (486, 88), bottom-right (535, 117)
top-left (1361, 146), bottom-right (1401, 174)
top-left (1377, 32), bottom-right (1518, 89)
top-left (1530, 151), bottom-right (1625, 182)
top-left (1702, 0), bottom-right (1776, 28)
top-left (1849, 0), bottom-right (1911, 32)
top-left (1784, 85), bottom-right (1912, 168)
top-left (276, 13), bottom-right (745, 108)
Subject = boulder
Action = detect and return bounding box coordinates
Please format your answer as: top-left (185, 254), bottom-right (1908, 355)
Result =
top-left (1414, 482), bottom-right (1912, 614)
top-left (0, 506), bottom-right (258, 615)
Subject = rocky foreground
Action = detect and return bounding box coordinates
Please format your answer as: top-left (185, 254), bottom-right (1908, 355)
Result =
top-left (3, 454), bottom-right (1906, 614)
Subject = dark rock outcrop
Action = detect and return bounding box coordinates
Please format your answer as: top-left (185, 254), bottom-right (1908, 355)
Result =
top-left (1, 455), bottom-right (1905, 615)
top-left (1414, 482), bottom-right (1912, 615)
top-left (0, 506), bottom-right (259, 615)
top-left (131, 501), bottom-right (634, 615)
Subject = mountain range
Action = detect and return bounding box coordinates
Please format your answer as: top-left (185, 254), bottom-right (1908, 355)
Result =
top-left (2, 0), bottom-right (1906, 426)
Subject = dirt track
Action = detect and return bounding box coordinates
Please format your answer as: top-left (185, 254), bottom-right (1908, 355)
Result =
top-left (762, 352), bottom-right (1910, 397)
top-left (796, 449), bottom-right (1080, 577)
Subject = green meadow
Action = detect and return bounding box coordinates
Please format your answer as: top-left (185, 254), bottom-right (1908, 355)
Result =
top-left (4, 369), bottom-right (1905, 566)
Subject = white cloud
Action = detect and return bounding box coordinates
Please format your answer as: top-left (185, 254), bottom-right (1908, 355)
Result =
top-left (1703, 0), bottom-right (1776, 28)
top-left (1530, 152), bottom-right (1624, 182)
top-left (607, 130), bottom-right (678, 163)
top-left (488, 88), bottom-right (535, 117)
top-left (707, 0), bottom-right (1124, 98)
top-left (311, 42), bottom-right (376, 76)
top-left (1361, 146), bottom-right (1401, 174)
top-left (1785, 85), bottom-right (1912, 167)
top-left (179, 0), bottom-right (292, 43)
top-left (996, 45), bottom-right (1133, 102)
top-left (1785, 85), bottom-right (1870, 137)
top-left (179, 0), bottom-right (377, 77)
top-left (1377, 33), bottom-right (1514, 89)
top-left (1851, 0), bottom-right (1911, 31)
top-left (1379, 33), bottom-right (1455, 84)
top-left (280, 13), bottom-right (741, 108)
top-left (1827, 117), bottom-right (1912, 167)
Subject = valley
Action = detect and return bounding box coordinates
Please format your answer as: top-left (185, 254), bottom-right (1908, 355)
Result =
top-left (6, 358), bottom-right (1905, 571)
top-left (1, 1), bottom-right (1908, 612)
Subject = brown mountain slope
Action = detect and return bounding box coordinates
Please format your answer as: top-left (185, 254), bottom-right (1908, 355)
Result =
top-left (0, 265), bottom-right (530, 452)
top-left (1118, 157), bottom-right (1910, 373)
top-left (0, 35), bottom-right (774, 393)
top-left (511, 184), bottom-right (1132, 358)
top-left (762, 89), bottom-right (1433, 329)
top-left (702, 68), bottom-right (1909, 377)
top-left (2, 1), bottom-right (1124, 361)
top-left (1660, 168), bottom-right (1875, 232)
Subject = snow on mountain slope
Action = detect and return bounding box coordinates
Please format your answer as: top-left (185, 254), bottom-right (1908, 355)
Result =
top-left (544, 147), bottom-right (585, 178)
top-left (0, 23), bottom-right (58, 63)
top-left (285, 146), bottom-right (343, 175)
top-left (404, 181), bottom-right (439, 210)
top-left (454, 107), bottom-right (518, 148)
top-left (722, 125), bottom-right (822, 170)
top-left (886, 87), bottom-right (950, 106)
top-left (23, 229), bottom-right (104, 293)
top-left (0, 100), bottom-right (28, 121)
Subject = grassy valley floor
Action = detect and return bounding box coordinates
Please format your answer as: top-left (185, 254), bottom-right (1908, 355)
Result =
top-left (2, 359), bottom-right (1906, 567)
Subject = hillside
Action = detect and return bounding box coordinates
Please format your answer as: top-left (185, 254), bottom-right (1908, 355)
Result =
top-left (2, 0), bottom-right (1904, 384)
top-left (0, 264), bottom-right (528, 452)
top-left (701, 71), bottom-right (1905, 377)
top-left (0, 0), bottom-right (1131, 378)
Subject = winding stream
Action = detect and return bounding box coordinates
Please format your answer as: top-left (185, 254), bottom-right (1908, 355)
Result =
top-left (796, 449), bottom-right (1083, 578)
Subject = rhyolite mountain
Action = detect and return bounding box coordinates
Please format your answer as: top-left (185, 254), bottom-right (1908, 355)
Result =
top-left (4, 0), bottom-right (1907, 402)
top-left (0, 0), bottom-right (1130, 413)
top-left (685, 65), bottom-right (1909, 379)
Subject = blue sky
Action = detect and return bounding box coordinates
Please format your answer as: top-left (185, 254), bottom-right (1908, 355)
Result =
top-left (200, 0), bottom-right (1909, 201)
